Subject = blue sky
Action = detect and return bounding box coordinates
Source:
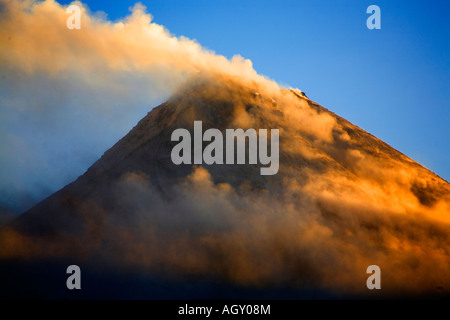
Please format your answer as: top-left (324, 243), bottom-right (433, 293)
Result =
top-left (57, 0), bottom-right (449, 180)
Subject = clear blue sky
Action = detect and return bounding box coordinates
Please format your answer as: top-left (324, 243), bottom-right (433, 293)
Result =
top-left (60, 0), bottom-right (450, 181)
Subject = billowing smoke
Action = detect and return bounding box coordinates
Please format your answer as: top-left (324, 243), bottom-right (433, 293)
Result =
top-left (0, 0), bottom-right (273, 217)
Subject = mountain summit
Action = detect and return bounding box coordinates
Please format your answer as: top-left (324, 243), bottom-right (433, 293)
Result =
top-left (1, 74), bottom-right (449, 298)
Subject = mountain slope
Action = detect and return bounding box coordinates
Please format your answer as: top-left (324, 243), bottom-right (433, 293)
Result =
top-left (1, 74), bottom-right (449, 298)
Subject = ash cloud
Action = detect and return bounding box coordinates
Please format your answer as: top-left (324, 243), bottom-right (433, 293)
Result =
top-left (109, 162), bottom-right (450, 296)
top-left (13, 162), bottom-right (444, 296)
top-left (0, 0), bottom-right (273, 215)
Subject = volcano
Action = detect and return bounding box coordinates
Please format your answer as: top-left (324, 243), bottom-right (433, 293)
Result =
top-left (1, 74), bottom-right (449, 299)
